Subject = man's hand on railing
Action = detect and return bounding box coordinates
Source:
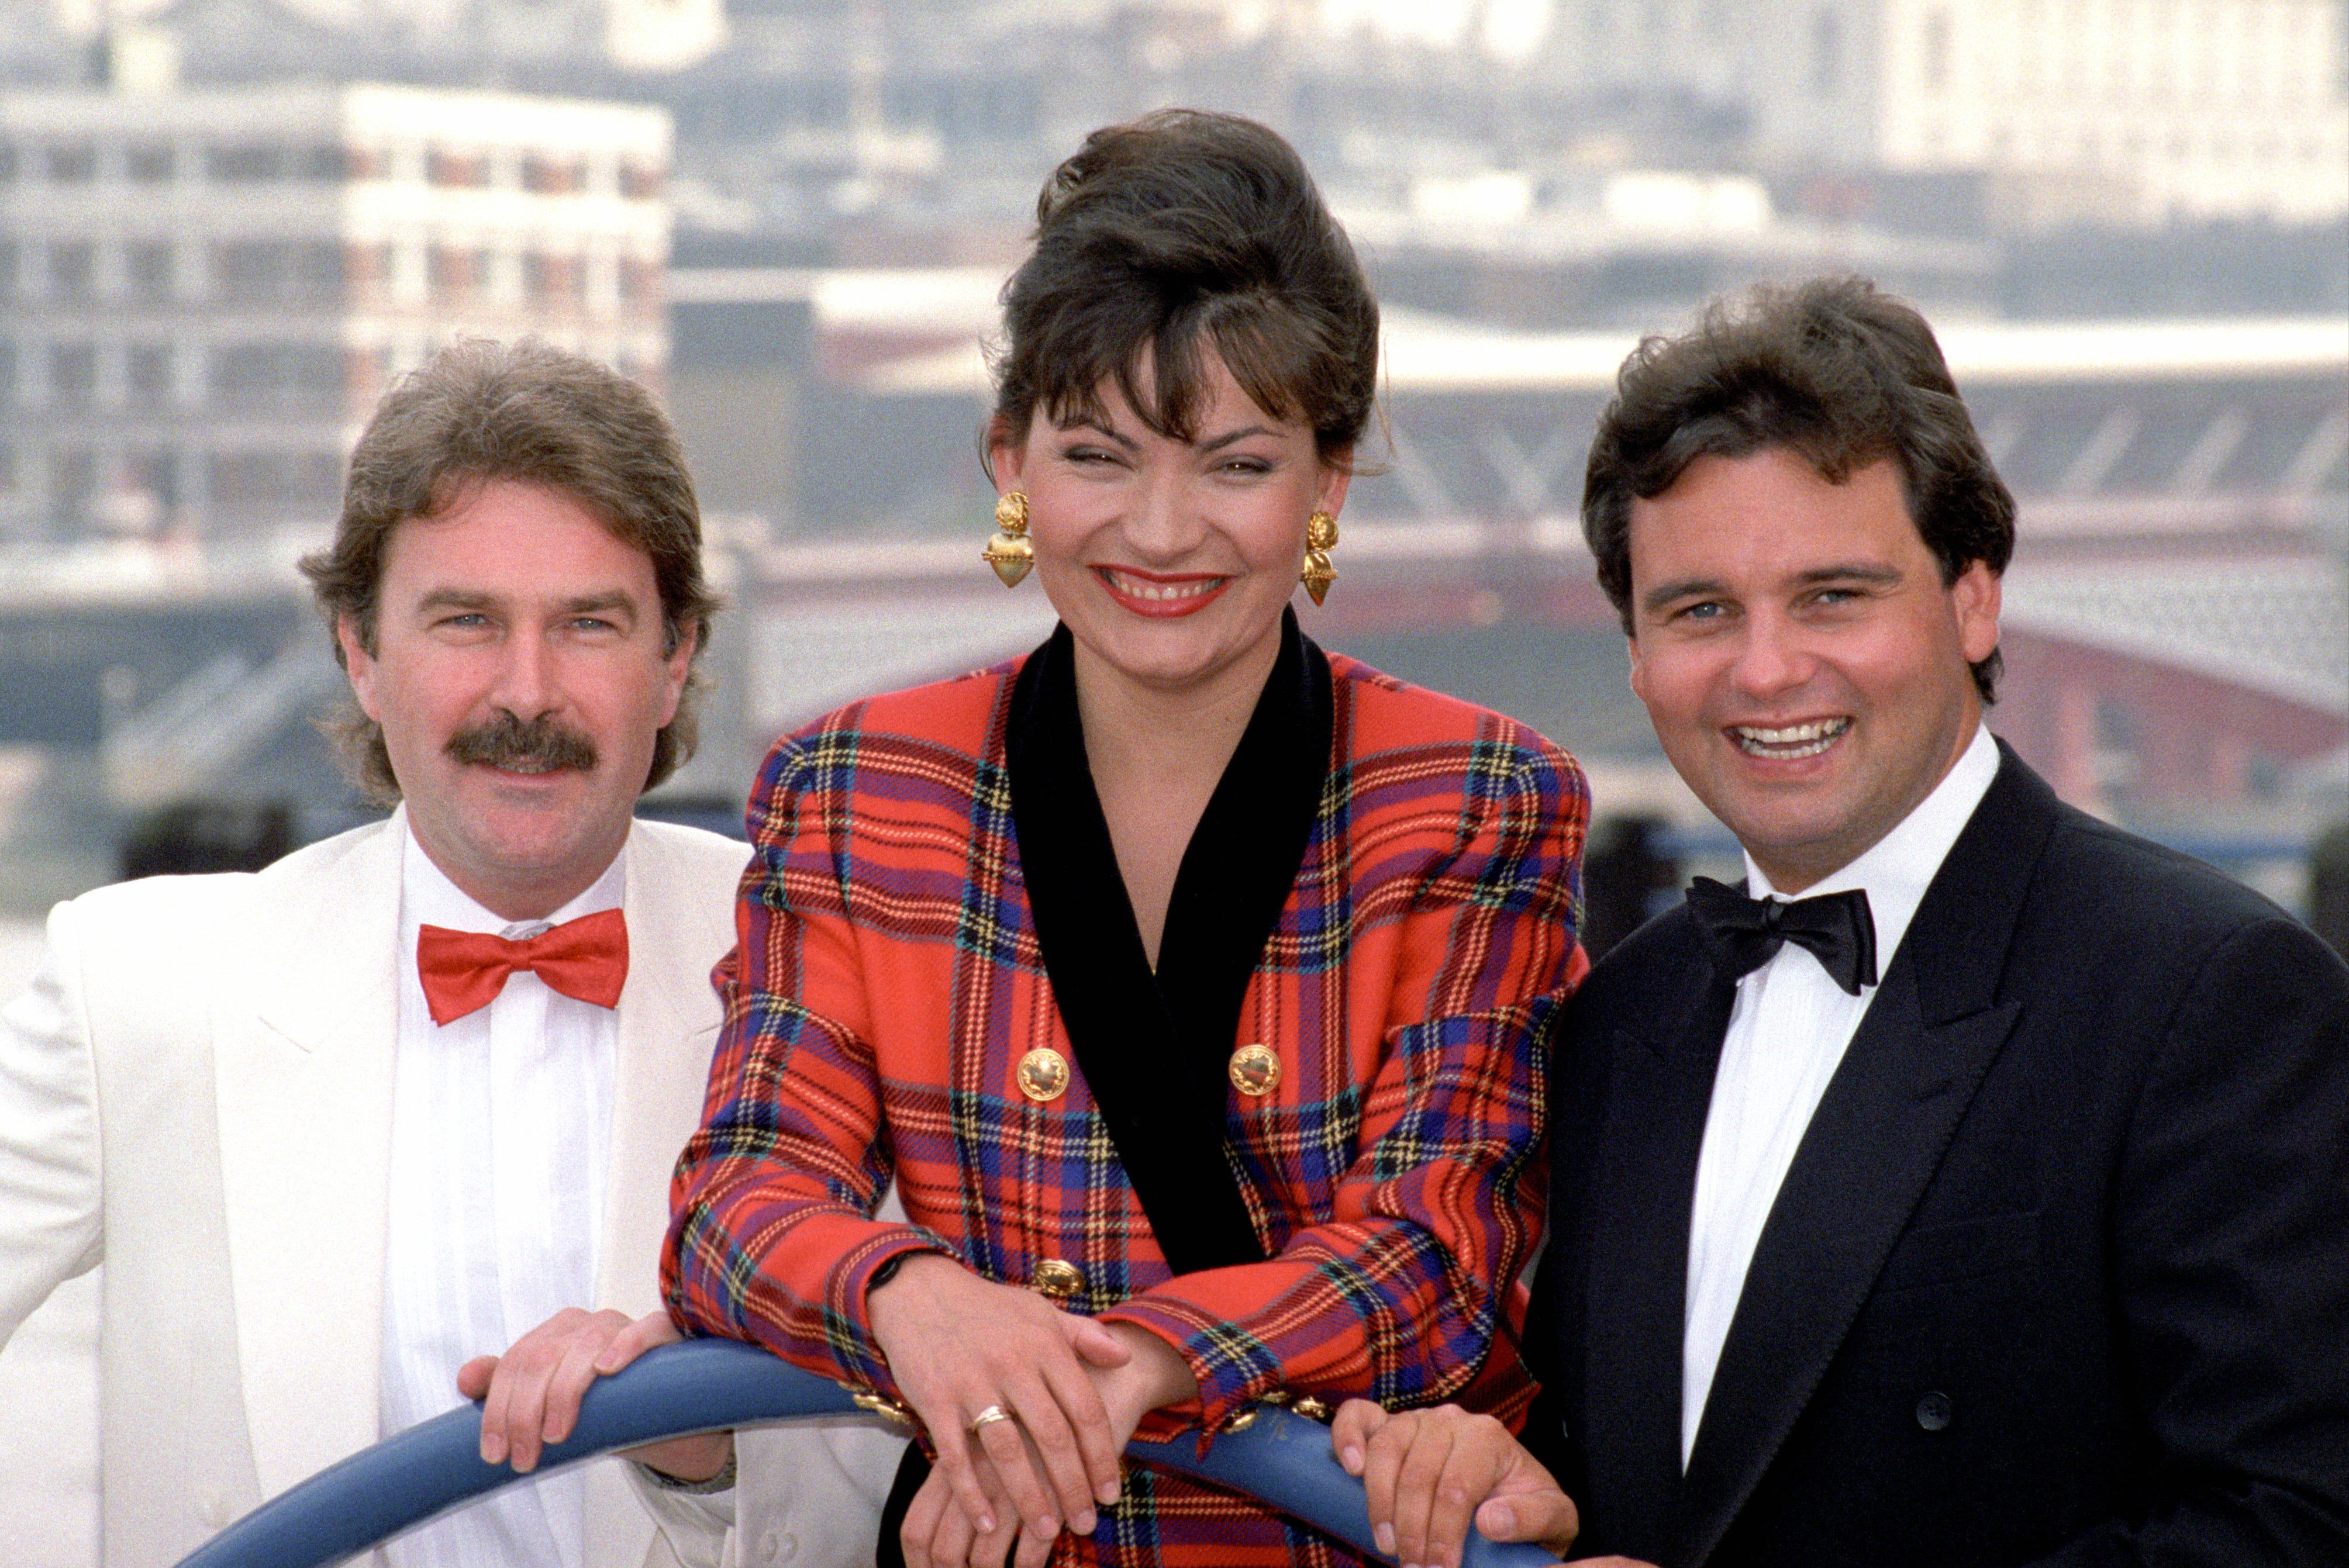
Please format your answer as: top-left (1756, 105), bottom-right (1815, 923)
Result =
top-left (457, 1305), bottom-right (731, 1484)
top-left (1331, 1398), bottom-right (1624, 1568)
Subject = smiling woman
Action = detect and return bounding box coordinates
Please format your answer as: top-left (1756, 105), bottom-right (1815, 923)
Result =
top-left (661, 110), bottom-right (1591, 1568)
top-left (995, 355), bottom-right (1347, 737)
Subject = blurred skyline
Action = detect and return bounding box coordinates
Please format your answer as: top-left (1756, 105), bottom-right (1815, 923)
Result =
top-left (2, 2), bottom-right (2343, 261)
top-left (0, 0), bottom-right (2343, 918)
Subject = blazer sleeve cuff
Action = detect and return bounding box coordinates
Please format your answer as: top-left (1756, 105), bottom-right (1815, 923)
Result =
top-left (1095, 1296), bottom-right (1280, 1440)
top-left (831, 1229), bottom-right (958, 1401)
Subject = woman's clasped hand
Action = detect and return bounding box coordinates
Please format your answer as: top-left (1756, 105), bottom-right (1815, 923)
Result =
top-left (875, 1256), bottom-right (1202, 1567)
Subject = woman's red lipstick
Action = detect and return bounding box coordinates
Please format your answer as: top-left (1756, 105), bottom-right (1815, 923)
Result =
top-left (1093, 565), bottom-right (1231, 617)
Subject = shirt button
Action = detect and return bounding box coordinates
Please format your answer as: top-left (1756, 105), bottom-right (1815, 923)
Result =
top-left (1915, 1391), bottom-right (1953, 1431)
top-left (198, 1491), bottom-right (231, 1528)
top-left (758, 1528), bottom-right (799, 1563)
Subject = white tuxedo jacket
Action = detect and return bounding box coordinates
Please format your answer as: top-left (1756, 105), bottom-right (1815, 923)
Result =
top-left (0, 811), bottom-right (902, 1567)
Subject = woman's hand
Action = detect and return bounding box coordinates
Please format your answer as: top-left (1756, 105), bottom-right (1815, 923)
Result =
top-left (458, 1307), bottom-right (732, 1484)
top-left (1331, 1398), bottom-right (1587, 1568)
top-left (871, 1255), bottom-right (1132, 1553)
top-left (1083, 1322), bottom-right (1198, 1451)
top-left (898, 1319), bottom-right (1199, 1568)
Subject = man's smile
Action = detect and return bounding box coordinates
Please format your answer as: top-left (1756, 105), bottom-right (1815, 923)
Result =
top-left (1729, 717), bottom-right (1851, 759)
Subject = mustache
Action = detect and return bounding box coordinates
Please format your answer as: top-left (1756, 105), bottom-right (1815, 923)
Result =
top-left (444, 712), bottom-right (598, 775)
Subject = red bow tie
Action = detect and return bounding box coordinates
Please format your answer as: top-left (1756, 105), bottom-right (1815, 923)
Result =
top-left (416, 908), bottom-right (629, 1027)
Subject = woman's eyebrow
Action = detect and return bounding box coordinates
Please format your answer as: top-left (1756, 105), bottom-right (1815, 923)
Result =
top-left (1198, 425), bottom-right (1279, 453)
top-left (1058, 416), bottom-right (1139, 450)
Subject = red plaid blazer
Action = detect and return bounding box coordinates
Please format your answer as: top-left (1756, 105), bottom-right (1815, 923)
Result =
top-left (665, 648), bottom-right (1587, 1563)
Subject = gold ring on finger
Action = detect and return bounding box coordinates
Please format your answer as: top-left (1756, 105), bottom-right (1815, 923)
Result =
top-left (968, 1403), bottom-right (1014, 1434)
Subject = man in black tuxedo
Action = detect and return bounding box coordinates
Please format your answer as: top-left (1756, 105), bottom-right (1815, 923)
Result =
top-left (1332, 277), bottom-right (2349, 1568)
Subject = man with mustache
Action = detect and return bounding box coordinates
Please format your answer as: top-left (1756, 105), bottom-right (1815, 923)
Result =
top-left (0, 340), bottom-right (901, 1566)
top-left (1332, 278), bottom-right (2349, 1567)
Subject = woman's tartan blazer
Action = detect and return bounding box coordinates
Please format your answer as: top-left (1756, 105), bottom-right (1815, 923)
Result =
top-left (665, 638), bottom-right (1588, 1563)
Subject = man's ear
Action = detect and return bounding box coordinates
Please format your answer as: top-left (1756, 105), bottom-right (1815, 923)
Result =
top-left (1953, 561), bottom-right (2002, 666)
top-left (658, 622), bottom-right (697, 727)
top-left (337, 614), bottom-right (382, 722)
top-left (1626, 636), bottom-right (1647, 703)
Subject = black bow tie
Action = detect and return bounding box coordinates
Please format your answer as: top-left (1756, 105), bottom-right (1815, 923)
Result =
top-left (1685, 876), bottom-right (1878, 996)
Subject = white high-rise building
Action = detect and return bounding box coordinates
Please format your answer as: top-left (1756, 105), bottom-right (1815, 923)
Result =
top-left (1306, 2), bottom-right (2344, 226)
top-left (605, 0), bottom-right (729, 72)
top-left (1740, 0), bottom-right (2348, 224)
top-left (48, 0), bottom-right (728, 72)
top-left (0, 82), bottom-right (671, 543)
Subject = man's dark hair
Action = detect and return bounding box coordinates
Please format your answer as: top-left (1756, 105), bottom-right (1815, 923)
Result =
top-left (299, 338), bottom-right (718, 803)
top-left (991, 108), bottom-right (1379, 464)
top-left (1582, 276), bottom-right (2016, 701)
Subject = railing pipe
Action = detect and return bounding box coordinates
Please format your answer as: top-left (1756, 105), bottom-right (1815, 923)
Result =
top-left (173, 1339), bottom-right (1553, 1567)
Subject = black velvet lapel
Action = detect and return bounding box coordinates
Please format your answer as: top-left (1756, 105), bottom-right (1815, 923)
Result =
top-left (1006, 609), bottom-right (1333, 1277)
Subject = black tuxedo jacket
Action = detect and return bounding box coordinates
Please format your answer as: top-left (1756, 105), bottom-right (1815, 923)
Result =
top-left (1527, 744), bottom-right (2349, 1566)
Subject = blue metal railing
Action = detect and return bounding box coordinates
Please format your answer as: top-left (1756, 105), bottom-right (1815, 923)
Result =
top-left (174, 1339), bottom-right (1555, 1567)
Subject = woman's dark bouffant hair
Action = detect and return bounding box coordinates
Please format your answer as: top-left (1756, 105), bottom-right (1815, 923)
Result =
top-left (991, 109), bottom-right (1378, 464)
top-left (1582, 276), bottom-right (2016, 702)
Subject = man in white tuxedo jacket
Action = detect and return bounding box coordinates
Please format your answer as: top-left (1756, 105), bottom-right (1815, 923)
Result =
top-left (0, 340), bottom-right (902, 1567)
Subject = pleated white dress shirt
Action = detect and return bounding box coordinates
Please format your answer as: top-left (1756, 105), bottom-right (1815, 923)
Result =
top-left (1681, 724), bottom-right (1998, 1467)
top-left (381, 830), bottom-right (621, 1567)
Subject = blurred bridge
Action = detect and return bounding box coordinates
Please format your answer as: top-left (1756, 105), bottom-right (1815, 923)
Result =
top-left (0, 306), bottom-right (2341, 838)
top-left (736, 305), bottom-right (2349, 830)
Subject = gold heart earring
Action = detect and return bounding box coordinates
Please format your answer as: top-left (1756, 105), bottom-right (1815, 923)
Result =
top-left (984, 491), bottom-right (1033, 587)
top-left (1300, 510), bottom-right (1338, 605)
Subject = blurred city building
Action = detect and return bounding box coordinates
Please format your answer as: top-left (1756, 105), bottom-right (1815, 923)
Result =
top-left (663, 266), bottom-right (2347, 875)
top-left (5, 2), bottom-right (2333, 322)
top-left (20, 0), bottom-right (727, 76)
top-left (1746, 0), bottom-right (2348, 227)
top-left (671, 2), bottom-right (2345, 320)
top-left (0, 0), bottom-right (2337, 920)
top-left (0, 75), bottom-right (671, 544)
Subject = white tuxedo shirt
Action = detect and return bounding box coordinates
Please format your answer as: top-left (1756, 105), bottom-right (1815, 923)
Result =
top-left (0, 810), bottom-right (903, 1567)
top-left (382, 836), bottom-right (623, 1566)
